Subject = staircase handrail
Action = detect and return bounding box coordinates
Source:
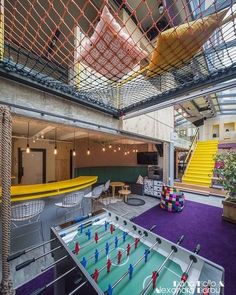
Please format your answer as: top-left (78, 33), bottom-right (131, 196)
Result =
top-left (183, 128), bottom-right (199, 168)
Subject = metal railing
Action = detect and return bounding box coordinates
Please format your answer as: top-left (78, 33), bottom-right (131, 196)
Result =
top-left (182, 128), bottom-right (199, 174)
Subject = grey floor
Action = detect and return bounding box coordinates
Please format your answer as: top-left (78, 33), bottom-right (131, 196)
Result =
top-left (0, 192), bottom-right (223, 290)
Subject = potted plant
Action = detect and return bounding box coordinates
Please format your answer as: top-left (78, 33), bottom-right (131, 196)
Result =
top-left (213, 152), bottom-right (236, 223)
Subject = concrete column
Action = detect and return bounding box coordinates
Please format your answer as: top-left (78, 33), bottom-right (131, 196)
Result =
top-left (169, 141), bottom-right (175, 187)
top-left (163, 142), bottom-right (169, 184)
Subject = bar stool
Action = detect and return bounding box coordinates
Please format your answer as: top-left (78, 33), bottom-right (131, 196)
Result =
top-left (11, 200), bottom-right (45, 250)
top-left (55, 191), bottom-right (84, 221)
top-left (84, 185), bottom-right (104, 213)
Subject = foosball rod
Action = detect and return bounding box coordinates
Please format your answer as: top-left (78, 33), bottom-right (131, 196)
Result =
top-left (31, 266), bottom-right (77, 295)
top-left (173, 244), bottom-right (201, 295)
top-left (67, 281), bottom-right (87, 295)
top-left (139, 235), bottom-right (185, 295)
top-left (111, 233), bottom-right (164, 290)
top-left (7, 238), bottom-right (57, 261)
top-left (41, 254), bottom-right (68, 272)
top-left (63, 211), bottom-right (129, 238)
top-left (87, 222), bottom-right (142, 262)
top-left (98, 225), bottom-right (157, 274)
top-left (15, 245), bottom-right (62, 271)
top-left (8, 213), bottom-right (105, 262)
top-left (79, 212), bottom-right (130, 250)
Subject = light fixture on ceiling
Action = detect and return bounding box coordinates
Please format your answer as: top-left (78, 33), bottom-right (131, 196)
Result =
top-left (124, 151), bottom-right (127, 156)
top-left (102, 146), bottom-right (106, 152)
top-left (114, 149), bottom-right (117, 152)
top-left (54, 128), bottom-right (57, 155)
top-left (73, 129), bottom-right (76, 157)
top-left (118, 145), bottom-right (121, 151)
top-left (158, 3), bottom-right (164, 15)
top-left (109, 144), bottom-right (112, 149)
top-left (26, 122), bottom-right (30, 154)
top-left (136, 149), bottom-right (138, 153)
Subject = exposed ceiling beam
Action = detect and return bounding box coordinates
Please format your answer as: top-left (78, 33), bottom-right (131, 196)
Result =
top-left (31, 126), bottom-right (55, 139)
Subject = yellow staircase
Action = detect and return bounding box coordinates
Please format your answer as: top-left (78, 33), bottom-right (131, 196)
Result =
top-left (182, 140), bottom-right (218, 187)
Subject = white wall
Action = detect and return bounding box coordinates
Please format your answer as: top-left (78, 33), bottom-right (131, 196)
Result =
top-left (199, 115), bottom-right (236, 141)
top-left (12, 138), bottom-right (72, 184)
top-left (122, 106), bottom-right (174, 142)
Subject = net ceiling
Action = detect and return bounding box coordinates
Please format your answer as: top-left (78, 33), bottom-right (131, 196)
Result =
top-left (0, 0), bottom-right (236, 116)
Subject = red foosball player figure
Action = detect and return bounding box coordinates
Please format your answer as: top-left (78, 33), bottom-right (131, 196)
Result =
top-left (107, 258), bottom-right (112, 273)
top-left (95, 232), bottom-right (99, 244)
top-left (134, 238), bottom-right (140, 249)
top-left (202, 281), bottom-right (211, 295)
top-left (74, 242), bottom-right (80, 255)
top-left (127, 243), bottom-right (131, 256)
top-left (152, 271), bottom-right (158, 289)
top-left (117, 250), bottom-right (122, 264)
top-left (93, 269), bottom-right (99, 283)
top-left (110, 224), bottom-right (115, 234)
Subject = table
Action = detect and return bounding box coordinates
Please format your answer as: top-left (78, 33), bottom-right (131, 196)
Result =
top-left (49, 210), bottom-right (224, 295)
top-left (110, 182), bottom-right (125, 203)
top-left (118, 189), bottom-right (131, 202)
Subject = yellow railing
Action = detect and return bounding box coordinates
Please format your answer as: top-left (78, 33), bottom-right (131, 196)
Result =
top-left (0, 176), bottom-right (97, 202)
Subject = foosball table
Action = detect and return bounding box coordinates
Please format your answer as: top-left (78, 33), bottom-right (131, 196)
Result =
top-left (11, 210), bottom-right (224, 295)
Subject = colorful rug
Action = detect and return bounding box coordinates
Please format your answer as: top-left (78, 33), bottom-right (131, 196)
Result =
top-left (133, 200), bottom-right (236, 294)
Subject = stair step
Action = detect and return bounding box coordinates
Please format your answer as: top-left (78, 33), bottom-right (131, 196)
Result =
top-left (185, 171), bottom-right (212, 177)
top-left (183, 176), bottom-right (212, 182)
top-left (182, 179), bottom-right (210, 187)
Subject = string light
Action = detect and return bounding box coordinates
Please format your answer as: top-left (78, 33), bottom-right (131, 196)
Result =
top-left (102, 146), bottom-right (106, 152)
top-left (118, 146), bottom-right (121, 151)
top-left (26, 122), bottom-right (30, 154)
top-left (54, 128), bottom-right (57, 155)
top-left (87, 134), bottom-right (90, 155)
top-left (124, 151), bottom-right (127, 156)
top-left (109, 144), bottom-right (112, 149)
top-left (114, 149), bottom-right (117, 152)
top-left (73, 129), bottom-right (76, 157)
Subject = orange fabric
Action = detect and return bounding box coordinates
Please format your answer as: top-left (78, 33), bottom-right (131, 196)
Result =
top-left (148, 10), bottom-right (227, 76)
top-left (78, 5), bottom-right (147, 81)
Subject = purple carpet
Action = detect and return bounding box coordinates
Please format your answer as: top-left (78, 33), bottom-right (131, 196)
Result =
top-left (133, 200), bottom-right (236, 295)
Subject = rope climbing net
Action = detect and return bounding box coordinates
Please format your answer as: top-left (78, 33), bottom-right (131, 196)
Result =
top-left (0, 0), bottom-right (236, 113)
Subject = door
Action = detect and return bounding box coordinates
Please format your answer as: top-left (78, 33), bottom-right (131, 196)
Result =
top-left (18, 148), bottom-right (46, 184)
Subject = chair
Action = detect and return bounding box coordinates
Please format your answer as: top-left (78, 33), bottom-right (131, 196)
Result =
top-left (11, 200), bottom-right (45, 250)
top-left (84, 185), bottom-right (104, 212)
top-left (102, 180), bottom-right (111, 204)
top-left (55, 191), bottom-right (84, 221)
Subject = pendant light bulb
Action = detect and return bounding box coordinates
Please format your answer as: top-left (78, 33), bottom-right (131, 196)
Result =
top-left (87, 148), bottom-right (90, 155)
top-left (26, 144), bottom-right (30, 154)
top-left (102, 147), bottom-right (106, 152)
top-left (54, 146), bottom-right (57, 155)
top-left (73, 149), bottom-right (76, 156)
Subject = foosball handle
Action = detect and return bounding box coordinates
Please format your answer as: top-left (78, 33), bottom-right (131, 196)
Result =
top-left (7, 250), bottom-right (26, 261)
top-left (16, 258), bottom-right (35, 271)
top-left (177, 235), bottom-right (184, 245)
top-left (194, 244), bottom-right (201, 254)
top-left (149, 225), bottom-right (157, 231)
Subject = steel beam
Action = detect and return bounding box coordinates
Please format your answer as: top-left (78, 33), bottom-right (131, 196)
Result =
top-left (122, 67), bottom-right (236, 119)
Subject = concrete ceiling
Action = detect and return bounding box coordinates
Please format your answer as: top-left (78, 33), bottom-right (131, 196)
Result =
top-left (12, 115), bottom-right (147, 145)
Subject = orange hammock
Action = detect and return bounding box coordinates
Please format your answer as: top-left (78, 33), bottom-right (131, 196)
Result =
top-left (147, 9), bottom-right (228, 76)
top-left (77, 5), bottom-right (148, 81)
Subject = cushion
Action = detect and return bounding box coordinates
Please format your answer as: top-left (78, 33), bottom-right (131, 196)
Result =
top-left (136, 175), bottom-right (144, 185)
top-left (148, 10), bottom-right (227, 76)
top-left (78, 5), bottom-right (148, 81)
